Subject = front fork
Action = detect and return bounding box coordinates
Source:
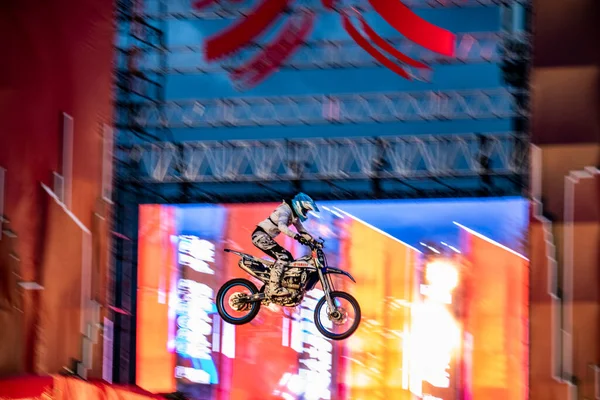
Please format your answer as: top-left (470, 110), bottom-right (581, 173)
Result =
top-left (317, 267), bottom-right (337, 312)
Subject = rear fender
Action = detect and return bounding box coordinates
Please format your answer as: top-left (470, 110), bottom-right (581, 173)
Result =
top-left (224, 248), bottom-right (250, 258)
top-left (239, 260), bottom-right (270, 281)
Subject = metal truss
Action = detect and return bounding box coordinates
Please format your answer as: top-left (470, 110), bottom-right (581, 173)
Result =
top-left (130, 32), bottom-right (503, 74)
top-left (138, 185), bottom-right (524, 203)
top-left (118, 133), bottom-right (529, 184)
top-left (116, 89), bottom-right (521, 129)
top-left (142, 0), bottom-right (531, 20)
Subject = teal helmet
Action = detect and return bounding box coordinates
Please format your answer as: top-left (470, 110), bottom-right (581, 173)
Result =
top-left (292, 193), bottom-right (319, 222)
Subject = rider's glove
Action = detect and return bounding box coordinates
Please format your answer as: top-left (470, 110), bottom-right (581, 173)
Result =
top-left (300, 233), bottom-right (313, 242)
top-left (295, 234), bottom-right (311, 246)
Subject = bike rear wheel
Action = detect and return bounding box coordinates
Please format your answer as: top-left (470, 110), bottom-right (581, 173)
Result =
top-left (216, 278), bottom-right (261, 325)
top-left (314, 291), bottom-right (361, 340)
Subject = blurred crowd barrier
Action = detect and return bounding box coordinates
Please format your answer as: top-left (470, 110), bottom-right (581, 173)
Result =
top-left (0, 375), bottom-right (164, 400)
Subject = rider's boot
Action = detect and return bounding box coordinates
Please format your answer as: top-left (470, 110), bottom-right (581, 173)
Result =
top-left (268, 260), bottom-right (290, 297)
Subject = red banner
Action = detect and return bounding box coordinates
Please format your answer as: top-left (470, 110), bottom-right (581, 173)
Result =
top-left (204, 0), bottom-right (291, 61)
top-left (341, 12), bottom-right (411, 80)
top-left (368, 0), bottom-right (455, 57)
top-left (355, 11), bottom-right (430, 70)
top-left (231, 9), bottom-right (315, 90)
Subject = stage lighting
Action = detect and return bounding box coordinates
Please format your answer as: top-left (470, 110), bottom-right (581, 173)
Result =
top-left (409, 302), bottom-right (461, 391)
top-left (425, 259), bottom-right (459, 292)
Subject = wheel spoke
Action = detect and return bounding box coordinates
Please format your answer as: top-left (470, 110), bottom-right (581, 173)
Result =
top-left (313, 291), bottom-right (361, 340)
top-left (216, 279), bottom-right (261, 325)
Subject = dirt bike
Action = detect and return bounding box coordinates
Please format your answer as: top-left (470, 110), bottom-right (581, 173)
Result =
top-left (216, 238), bottom-right (361, 340)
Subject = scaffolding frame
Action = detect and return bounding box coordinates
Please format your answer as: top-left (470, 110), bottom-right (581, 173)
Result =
top-left (112, 0), bottom-right (169, 385)
top-left (110, 0), bottom-right (533, 387)
top-left (117, 89), bottom-right (523, 129)
top-left (137, 0), bottom-right (532, 21)
top-left (126, 32), bottom-right (512, 74)
top-left (119, 132), bottom-right (528, 182)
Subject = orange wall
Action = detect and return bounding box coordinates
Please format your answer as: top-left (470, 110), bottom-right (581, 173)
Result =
top-left (0, 0), bottom-right (116, 374)
top-left (35, 190), bottom-right (86, 374)
top-left (531, 0), bottom-right (600, 396)
top-left (528, 210), bottom-right (574, 400)
top-left (565, 172), bottom-right (600, 399)
top-left (528, 171), bottom-right (599, 400)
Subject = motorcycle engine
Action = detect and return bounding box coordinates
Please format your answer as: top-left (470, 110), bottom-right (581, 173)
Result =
top-left (264, 268), bottom-right (308, 306)
top-left (282, 267), bottom-right (308, 291)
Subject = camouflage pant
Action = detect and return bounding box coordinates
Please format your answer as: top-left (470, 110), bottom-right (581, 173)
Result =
top-left (251, 229), bottom-right (293, 282)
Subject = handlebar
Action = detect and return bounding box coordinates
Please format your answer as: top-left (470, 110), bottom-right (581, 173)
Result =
top-left (309, 238), bottom-right (324, 250)
top-left (298, 236), bottom-right (324, 250)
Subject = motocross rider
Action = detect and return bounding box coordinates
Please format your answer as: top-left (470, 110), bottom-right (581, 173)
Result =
top-left (251, 193), bottom-right (319, 297)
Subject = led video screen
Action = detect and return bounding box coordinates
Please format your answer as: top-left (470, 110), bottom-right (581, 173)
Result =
top-left (136, 198), bottom-right (529, 400)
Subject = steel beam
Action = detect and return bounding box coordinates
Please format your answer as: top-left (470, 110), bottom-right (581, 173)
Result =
top-left (117, 133), bottom-right (529, 184)
top-left (116, 89), bottom-right (522, 128)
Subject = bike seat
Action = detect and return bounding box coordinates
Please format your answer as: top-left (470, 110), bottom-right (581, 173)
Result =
top-left (261, 258), bottom-right (306, 267)
top-left (295, 255), bottom-right (312, 262)
top-left (241, 255), bottom-right (307, 267)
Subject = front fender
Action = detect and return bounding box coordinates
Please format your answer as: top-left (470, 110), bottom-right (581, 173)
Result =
top-left (324, 267), bottom-right (356, 283)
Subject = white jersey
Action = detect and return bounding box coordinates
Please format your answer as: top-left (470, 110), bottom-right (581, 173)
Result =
top-left (257, 201), bottom-right (309, 239)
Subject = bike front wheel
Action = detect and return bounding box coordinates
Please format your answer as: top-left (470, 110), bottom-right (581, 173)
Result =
top-left (216, 278), bottom-right (261, 325)
top-left (314, 291), bottom-right (361, 340)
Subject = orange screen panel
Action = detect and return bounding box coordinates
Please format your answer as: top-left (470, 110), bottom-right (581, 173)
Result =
top-left (136, 205), bottom-right (177, 393)
top-left (460, 226), bottom-right (529, 400)
top-left (342, 217), bottom-right (418, 400)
